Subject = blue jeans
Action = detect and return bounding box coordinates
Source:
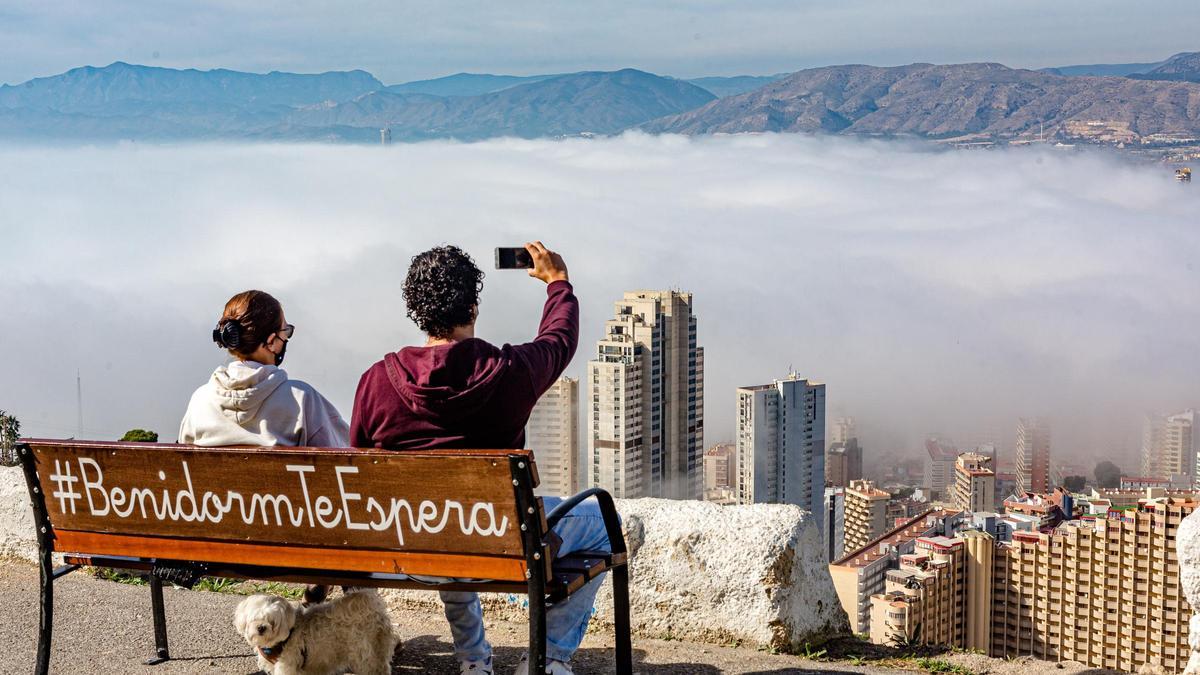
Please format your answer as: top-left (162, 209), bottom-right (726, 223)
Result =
top-left (440, 496), bottom-right (613, 663)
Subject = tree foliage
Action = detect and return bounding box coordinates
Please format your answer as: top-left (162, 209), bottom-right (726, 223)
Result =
top-left (1062, 475), bottom-right (1087, 492)
top-left (1094, 461), bottom-right (1122, 489)
top-left (120, 428), bottom-right (159, 443)
top-left (0, 410), bottom-right (21, 467)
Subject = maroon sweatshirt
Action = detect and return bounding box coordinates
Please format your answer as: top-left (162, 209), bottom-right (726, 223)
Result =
top-left (350, 280), bottom-right (578, 450)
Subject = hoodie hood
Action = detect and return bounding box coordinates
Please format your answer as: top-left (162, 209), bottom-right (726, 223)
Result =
top-left (209, 361), bottom-right (289, 423)
top-left (383, 339), bottom-right (510, 421)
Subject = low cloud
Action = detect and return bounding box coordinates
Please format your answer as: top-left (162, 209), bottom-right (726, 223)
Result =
top-left (1, 133), bottom-right (1197, 471)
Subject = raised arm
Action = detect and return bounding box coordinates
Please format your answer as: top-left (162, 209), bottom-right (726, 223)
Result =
top-left (513, 242), bottom-right (579, 396)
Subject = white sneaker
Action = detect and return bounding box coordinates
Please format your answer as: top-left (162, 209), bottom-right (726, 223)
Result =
top-left (461, 655), bottom-right (494, 674)
top-left (513, 653), bottom-right (574, 675)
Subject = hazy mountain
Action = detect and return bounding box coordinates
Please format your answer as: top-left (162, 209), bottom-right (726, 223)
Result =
top-left (1040, 61), bottom-right (1163, 77)
top-left (685, 74), bottom-right (789, 97)
top-left (642, 62), bottom-right (1200, 139)
top-left (286, 69), bottom-right (716, 140)
top-left (0, 62), bottom-right (383, 112)
top-left (1130, 52), bottom-right (1200, 83)
top-left (386, 73), bottom-right (560, 96)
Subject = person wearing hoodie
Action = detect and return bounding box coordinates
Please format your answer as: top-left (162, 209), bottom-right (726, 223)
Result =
top-left (351, 243), bottom-right (609, 675)
top-left (179, 290), bottom-right (349, 448)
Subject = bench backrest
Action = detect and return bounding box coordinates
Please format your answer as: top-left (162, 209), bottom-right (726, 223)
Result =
top-left (18, 439), bottom-right (547, 583)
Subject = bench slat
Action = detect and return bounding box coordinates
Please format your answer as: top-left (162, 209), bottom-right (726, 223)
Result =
top-left (55, 530), bottom-right (532, 582)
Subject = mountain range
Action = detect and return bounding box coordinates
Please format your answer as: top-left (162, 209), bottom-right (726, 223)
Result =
top-left (1, 52), bottom-right (1198, 145)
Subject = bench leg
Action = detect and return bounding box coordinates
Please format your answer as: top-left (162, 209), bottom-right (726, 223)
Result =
top-left (35, 546), bottom-right (53, 675)
top-left (529, 593), bottom-right (546, 674)
top-left (612, 566), bottom-right (632, 675)
top-left (145, 576), bottom-right (171, 665)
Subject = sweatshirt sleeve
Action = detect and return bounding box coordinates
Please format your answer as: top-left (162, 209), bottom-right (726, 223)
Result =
top-left (511, 280), bottom-right (579, 397)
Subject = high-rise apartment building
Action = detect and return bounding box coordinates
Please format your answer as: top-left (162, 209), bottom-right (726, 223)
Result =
top-left (735, 375), bottom-right (826, 514)
top-left (1140, 409), bottom-right (1197, 482)
top-left (866, 493), bottom-right (1196, 673)
top-left (844, 479), bottom-right (891, 554)
top-left (703, 443), bottom-right (736, 503)
top-left (924, 439), bottom-right (958, 501)
top-left (588, 290), bottom-right (703, 499)
top-left (830, 417), bottom-right (856, 445)
top-left (1015, 418), bottom-right (1051, 493)
top-left (953, 452), bottom-right (996, 513)
top-left (829, 509), bottom-right (956, 635)
top-left (526, 376), bottom-right (579, 497)
top-left (826, 438), bottom-right (863, 488)
top-left (991, 497), bottom-right (1193, 672)
top-left (823, 486), bottom-right (846, 562)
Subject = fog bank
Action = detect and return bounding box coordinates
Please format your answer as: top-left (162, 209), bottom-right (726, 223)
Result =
top-left (1, 134), bottom-right (1197, 470)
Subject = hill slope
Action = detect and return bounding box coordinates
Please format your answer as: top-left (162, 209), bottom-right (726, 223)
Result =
top-left (642, 62), bottom-right (1200, 139)
top-left (287, 69), bottom-right (716, 139)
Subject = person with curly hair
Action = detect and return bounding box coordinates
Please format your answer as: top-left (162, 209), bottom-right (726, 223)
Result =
top-left (350, 242), bottom-right (611, 675)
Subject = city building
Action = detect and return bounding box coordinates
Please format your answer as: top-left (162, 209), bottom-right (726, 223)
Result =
top-left (994, 472), bottom-right (1017, 504)
top-left (830, 417), bottom-right (856, 445)
top-left (844, 479), bottom-right (891, 554)
top-left (829, 509), bottom-right (956, 635)
top-left (823, 486), bottom-right (846, 562)
top-left (924, 439), bottom-right (958, 501)
top-left (735, 375), bottom-right (825, 514)
top-left (991, 496), bottom-right (1195, 672)
top-left (863, 491), bottom-right (1197, 673)
top-left (1002, 489), bottom-right (1073, 528)
top-left (953, 452), bottom-right (996, 513)
top-left (870, 531), bottom-right (994, 652)
top-left (527, 376), bottom-right (579, 497)
top-left (826, 438), bottom-right (863, 488)
top-left (1140, 410), bottom-right (1197, 484)
top-left (1015, 418), bottom-right (1051, 494)
top-left (703, 442), bottom-right (736, 504)
top-left (588, 290), bottom-right (703, 499)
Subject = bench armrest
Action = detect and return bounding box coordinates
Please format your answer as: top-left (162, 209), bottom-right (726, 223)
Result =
top-left (544, 488), bottom-right (626, 556)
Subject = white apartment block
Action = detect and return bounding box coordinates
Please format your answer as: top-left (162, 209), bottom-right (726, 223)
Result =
top-left (735, 374), bottom-right (826, 515)
top-left (527, 376), bottom-right (580, 497)
top-left (588, 290), bottom-right (703, 499)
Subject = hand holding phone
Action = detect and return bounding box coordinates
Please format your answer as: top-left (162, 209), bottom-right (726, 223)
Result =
top-left (495, 243), bottom-right (568, 284)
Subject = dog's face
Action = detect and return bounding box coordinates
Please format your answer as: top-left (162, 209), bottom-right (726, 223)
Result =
top-left (234, 594), bottom-right (297, 649)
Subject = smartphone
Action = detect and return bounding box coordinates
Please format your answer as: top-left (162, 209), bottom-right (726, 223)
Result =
top-left (495, 247), bottom-right (534, 269)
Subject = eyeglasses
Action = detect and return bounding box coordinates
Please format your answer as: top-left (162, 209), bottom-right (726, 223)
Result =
top-left (277, 324), bottom-right (295, 340)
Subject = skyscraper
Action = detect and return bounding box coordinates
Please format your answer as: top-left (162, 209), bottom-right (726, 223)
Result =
top-left (1015, 418), bottom-right (1051, 493)
top-left (830, 417), bottom-right (856, 445)
top-left (1140, 409), bottom-right (1197, 481)
top-left (734, 374), bottom-right (826, 514)
top-left (588, 290), bottom-right (703, 499)
top-left (526, 376), bottom-right (579, 497)
top-left (826, 438), bottom-right (863, 488)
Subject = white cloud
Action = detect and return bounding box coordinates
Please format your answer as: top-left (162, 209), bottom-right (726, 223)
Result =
top-left (1, 133), bottom-right (1197, 472)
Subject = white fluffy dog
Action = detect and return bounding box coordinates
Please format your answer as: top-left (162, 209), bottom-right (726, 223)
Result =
top-left (234, 589), bottom-right (398, 675)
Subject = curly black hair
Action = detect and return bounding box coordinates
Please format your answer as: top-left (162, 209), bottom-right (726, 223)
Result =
top-left (403, 245), bottom-right (485, 339)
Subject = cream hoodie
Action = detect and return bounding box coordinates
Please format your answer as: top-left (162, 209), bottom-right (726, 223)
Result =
top-left (178, 361), bottom-right (349, 447)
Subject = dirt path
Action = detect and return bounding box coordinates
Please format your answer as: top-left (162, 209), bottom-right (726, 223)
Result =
top-left (0, 562), bottom-right (1111, 674)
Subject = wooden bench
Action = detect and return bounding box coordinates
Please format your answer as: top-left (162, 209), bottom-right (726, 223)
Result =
top-left (16, 439), bottom-right (631, 675)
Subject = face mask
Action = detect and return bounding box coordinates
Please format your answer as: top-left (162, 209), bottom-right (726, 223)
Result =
top-left (273, 337), bottom-right (287, 366)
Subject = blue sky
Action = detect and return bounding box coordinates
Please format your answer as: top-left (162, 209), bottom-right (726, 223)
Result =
top-left (1, 1), bottom-right (1197, 85)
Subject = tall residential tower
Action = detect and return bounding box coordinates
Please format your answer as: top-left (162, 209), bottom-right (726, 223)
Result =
top-left (735, 374), bottom-right (826, 514)
top-left (1015, 418), bottom-right (1051, 494)
top-left (588, 290), bottom-right (703, 499)
top-left (526, 376), bottom-right (579, 496)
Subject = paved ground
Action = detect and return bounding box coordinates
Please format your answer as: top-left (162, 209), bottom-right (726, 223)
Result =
top-left (0, 562), bottom-right (1119, 674)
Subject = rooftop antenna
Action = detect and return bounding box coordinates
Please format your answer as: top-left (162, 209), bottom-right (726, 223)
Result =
top-left (76, 369), bottom-right (83, 438)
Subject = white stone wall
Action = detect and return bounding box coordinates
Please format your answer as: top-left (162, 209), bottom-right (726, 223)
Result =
top-left (1178, 508), bottom-right (1200, 674)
